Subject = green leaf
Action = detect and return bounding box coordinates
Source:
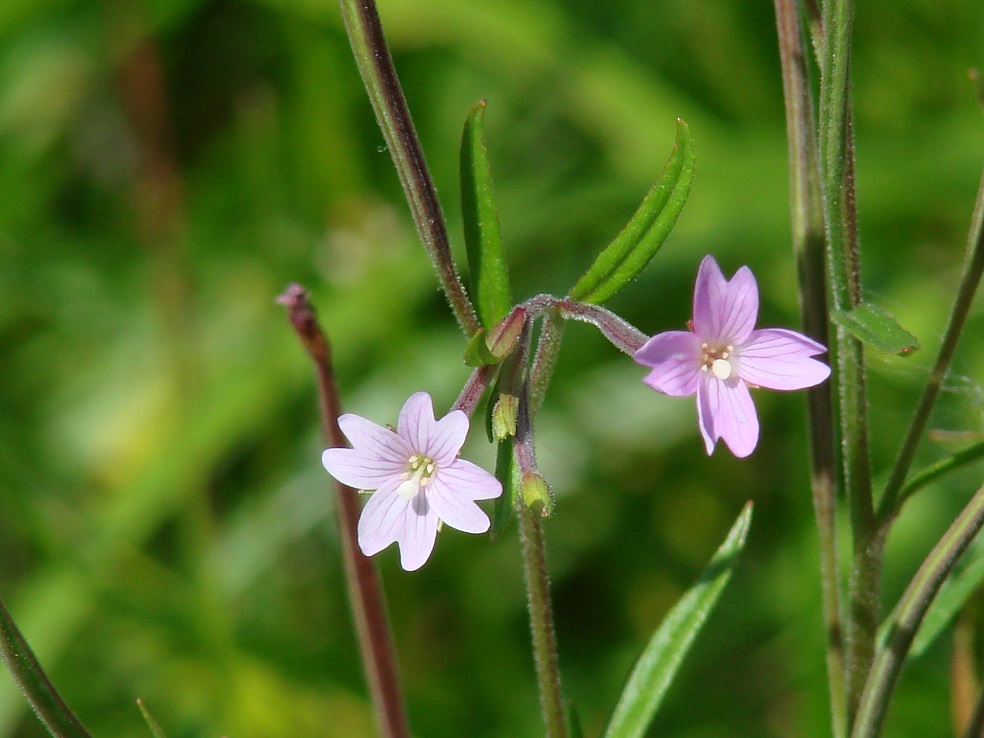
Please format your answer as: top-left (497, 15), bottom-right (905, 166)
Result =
top-left (854, 485), bottom-right (984, 738)
top-left (908, 537), bottom-right (984, 657)
top-left (137, 698), bottom-right (168, 738)
top-left (490, 438), bottom-right (520, 540)
top-left (603, 502), bottom-right (753, 738)
top-left (0, 596), bottom-right (92, 738)
top-left (461, 100), bottom-right (512, 328)
top-left (831, 302), bottom-right (920, 357)
top-left (463, 328), bottom-right (499, 367)
top-left (569, 118), bottom-right (695, 305)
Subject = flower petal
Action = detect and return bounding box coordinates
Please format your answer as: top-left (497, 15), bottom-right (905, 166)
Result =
top-left (357, 478), bottom-right (411, 556)
top-left (396, 391), bottom-right (437, 452)
top-left (427, 475), bottom-right (492, 534)
top-left (738, 328), bottom-right (832, 390)
top-left (697, 374), bottom-right (759, 458)
top-left (634, 331), bottom-right (702, 396)
top-left (337, 413), bottom-right (410, 457)
top-left (397, 492), bottom-right (440, 571)
top-left (693, 256), bottom-right (759, 344)
top-left (323, 447), bottom-right (401, 489)
top-left (437, 459), bottom-right (503, 501)
top-left (425, 410), bottom-right (469, 466)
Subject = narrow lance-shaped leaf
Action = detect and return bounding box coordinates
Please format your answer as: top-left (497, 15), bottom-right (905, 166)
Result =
top-left (853, 484), bottom-right (984, 738)
top-left (461, 100), bottom-right (512, 328)
top-left (569, 118), bottom-right (695, 305)
top-left (908, 537), bottom-right (984, 658)
top-left (603, 502), bottom-right (753, 738)
top-left (137, 698), bottom-right (169, 738)
top-left (831, 302), bottom-right (920, 357)
top-left (0, 595), bottom-right (92, 738)
top-left (490, 437), bottom-right (520, 540)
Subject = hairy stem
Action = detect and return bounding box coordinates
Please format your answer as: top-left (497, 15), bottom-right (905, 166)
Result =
top-left (774, 0), bottom-right (845, 734)
top-left (518, 504), bottom-right (567, 738)
top-left (338, 0), bottom-right (480, 336)
top-left (817, 0), bottom-right (878, 723)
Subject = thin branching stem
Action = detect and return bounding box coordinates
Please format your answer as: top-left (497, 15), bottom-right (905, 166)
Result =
top-left (338, 0), bottom-right (480, 336)
top-left (774, 0), bottom-right (845, 734)
top-left (517, 503), bottom-right (567, 738)
top-left (891, 440), bottom-right (984, 512)
top-left (817, 0), bottom-right (880, 723)
top-left (878, 168), bottom-right (984, 522)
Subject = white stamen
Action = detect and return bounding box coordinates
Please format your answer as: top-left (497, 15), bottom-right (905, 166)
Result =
top-left (712, 358), bottom-right (733, 380)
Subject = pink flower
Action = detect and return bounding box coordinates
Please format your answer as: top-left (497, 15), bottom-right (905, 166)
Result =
top-left (634, 255), bottom-right (831, 458)
top-left (322, 392), bottom-right (502, 571)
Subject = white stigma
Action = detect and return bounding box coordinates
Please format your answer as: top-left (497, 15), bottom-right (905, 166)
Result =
top-left (711, 358), bottom-right (733, 380)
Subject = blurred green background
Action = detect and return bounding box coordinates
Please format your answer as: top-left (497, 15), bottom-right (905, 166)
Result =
top-left (1, 0), bottom-right (983, 736)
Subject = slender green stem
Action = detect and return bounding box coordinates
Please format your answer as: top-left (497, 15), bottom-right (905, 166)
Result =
top-left (338, 0), bottom-right (480, 337)
top-left (774, 1), bottom-right (845, 734)
top-left (530, 312), bottom-right (566, 415)
top-left (852, 484), bottom-right (984, 738)
top-left (0, 596), bottom-right (92, 738)
top-left (817, 0), bottom-right (879, 723)
top-left (280, 285), bottom-right (410, 738)
top-left (891, 440), bottom-right (984, 512)
top-left (513, 334), bottom-right (567, 736)
top-left (878, 168), bottom-right (984, 522)
top-left (518, 504), bottom-right (568, 738)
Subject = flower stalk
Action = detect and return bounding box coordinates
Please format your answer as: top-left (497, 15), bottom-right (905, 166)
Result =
top-left (817, 0), bottom-right (879, 723)
top-left (337, 0), bottom-right (480, 337)
top-left (518, 499), bottom-right (568, 738)
top-left (773, 0), bottom-right (846, 733)
top-left (279, 284), bottom-right (410, 738)
top-left (512, 327), bottom-right (566, 735)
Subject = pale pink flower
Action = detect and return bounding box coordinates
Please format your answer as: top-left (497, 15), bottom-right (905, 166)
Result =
top-left (322, 392), bottom-right (502, 571)
top-left (634, 255), bottom-right (831, 458)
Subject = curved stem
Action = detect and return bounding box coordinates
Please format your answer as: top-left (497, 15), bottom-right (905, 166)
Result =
top-left (852, 484), bottom-right (984, 738)
top-left (338, 0), bottom-right (480, 336)
top-left (878, 167), bottom-right (984, 522)
top-left (891, 440), bottom-right (984, 512)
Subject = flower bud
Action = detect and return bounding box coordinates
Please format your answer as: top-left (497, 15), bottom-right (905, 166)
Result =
top-left (520, 472), bottom-right (553, 517)
top-left (492, 393), bottom-right (519, 440)
top-left (486, 306), bottom-right (528, 360)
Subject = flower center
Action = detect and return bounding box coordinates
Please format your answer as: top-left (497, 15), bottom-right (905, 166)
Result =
top-left (396, 453), bottom-right (437, 499)
top-left (700, 342), bottom-right (734, 380)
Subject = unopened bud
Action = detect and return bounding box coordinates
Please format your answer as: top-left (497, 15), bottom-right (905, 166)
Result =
top-left (486, 307), bottom-right (528, 360)
top-left (491, 393), bottom-right (519, 440)
top-left (520, 472), bottom-right (553, 517)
